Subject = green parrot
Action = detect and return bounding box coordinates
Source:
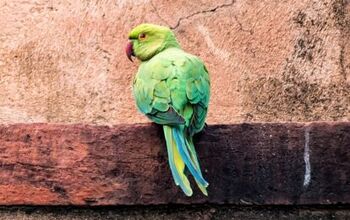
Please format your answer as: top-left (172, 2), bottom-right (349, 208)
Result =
top-left (125, 23), bottom-right (210, 196)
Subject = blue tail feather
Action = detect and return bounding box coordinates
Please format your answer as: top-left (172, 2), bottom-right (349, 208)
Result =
top-left (172, 128), bottom-right (209, 187)
top-left (163, 126), bottom-right (192, 196)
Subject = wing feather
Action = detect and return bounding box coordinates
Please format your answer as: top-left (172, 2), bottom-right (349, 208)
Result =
top-left (133, 48), bottom-right (210, 130)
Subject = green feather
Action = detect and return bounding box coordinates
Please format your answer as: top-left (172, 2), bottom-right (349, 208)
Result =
top-left (130, 23), bottom-right (210, 196)
top-left (147, 107), bottom-right (185, 126)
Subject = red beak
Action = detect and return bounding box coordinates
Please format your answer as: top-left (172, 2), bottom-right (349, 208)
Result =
top-left (125, 41), bottom-right (134, 62)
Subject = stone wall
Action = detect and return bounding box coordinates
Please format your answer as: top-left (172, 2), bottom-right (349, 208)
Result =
top-left (0, 123), bottom-right (348, 205)
top-left (0, 0), bottom-right (348, 125)
top-left (0, 1), bottom-right (349, 219)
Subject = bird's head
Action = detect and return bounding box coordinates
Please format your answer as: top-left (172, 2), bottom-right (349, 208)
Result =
top-left (125, 23), bottom-right (180, 62)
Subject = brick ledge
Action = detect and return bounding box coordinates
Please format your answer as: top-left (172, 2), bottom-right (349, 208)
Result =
top-left (0, 122), bottom-right (348, 205)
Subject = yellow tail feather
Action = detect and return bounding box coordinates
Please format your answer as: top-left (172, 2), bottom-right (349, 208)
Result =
top-left (163, 125), bottom-right (192, 196)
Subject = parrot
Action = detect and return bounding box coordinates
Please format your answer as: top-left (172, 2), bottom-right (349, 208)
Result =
top-left (125, 23), bottom-right (210, 196)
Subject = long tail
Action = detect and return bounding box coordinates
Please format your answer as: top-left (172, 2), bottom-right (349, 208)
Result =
top-left (163, 125), bottom-right (208, 196)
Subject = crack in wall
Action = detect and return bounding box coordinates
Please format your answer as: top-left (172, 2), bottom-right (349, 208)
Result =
top-left (150, 0), bottom-right (235, 30)
top-left (233, 15), bottom-right (253, 34)
top-left (150, 1), bottom-right (169, 27)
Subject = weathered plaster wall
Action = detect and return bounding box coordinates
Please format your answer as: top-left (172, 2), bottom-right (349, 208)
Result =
top-left (0, 0), bottom-right (349, 124)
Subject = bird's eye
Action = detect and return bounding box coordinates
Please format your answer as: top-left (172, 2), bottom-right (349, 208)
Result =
top-left (138, 33), bottom-right (146, 40)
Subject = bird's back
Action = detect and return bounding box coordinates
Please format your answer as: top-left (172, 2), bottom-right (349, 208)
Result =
top-left (133, 47), bottom-right (210, 134)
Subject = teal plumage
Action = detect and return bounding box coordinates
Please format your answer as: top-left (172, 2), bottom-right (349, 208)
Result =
top-left (126, 24), bottom-right (210, 196)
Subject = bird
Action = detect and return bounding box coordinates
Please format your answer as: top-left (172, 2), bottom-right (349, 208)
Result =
top-left (125, 23), bottom-right (210, 196)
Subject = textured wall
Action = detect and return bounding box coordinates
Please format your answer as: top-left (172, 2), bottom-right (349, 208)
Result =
top-left (0, 206), bottom-right (349, 220)
top-left (0, 0), bottom-right (349, 124)
top-left (0, 123), bottom-right (349, 205)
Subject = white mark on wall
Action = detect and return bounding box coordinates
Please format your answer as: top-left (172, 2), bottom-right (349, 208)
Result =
top-left (196, 25), bottom-right (231, 61)
top-left (115, 0), bottom-right (149, 8)
top-left (0, 107), bottom-right (45, 123)
top-left (303, 126), bottom-right (311, 188)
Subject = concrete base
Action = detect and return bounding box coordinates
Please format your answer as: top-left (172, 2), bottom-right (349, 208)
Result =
top-left (0, 205), bottom-right (349, 220)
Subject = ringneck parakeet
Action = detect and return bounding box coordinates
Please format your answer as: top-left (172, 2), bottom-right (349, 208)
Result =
top-left (126, 23), bottom-right (210, 196)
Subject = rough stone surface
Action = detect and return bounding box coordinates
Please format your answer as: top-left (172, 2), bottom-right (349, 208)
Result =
top-left (0, 206), bottom-right (350, 220)
top-left (0, 122), bottom-right (348, 205)
top-left (0, 0), bottom-right (349, 124)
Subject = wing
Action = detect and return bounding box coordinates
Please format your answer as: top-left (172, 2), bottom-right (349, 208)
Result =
top-left (184, 61), bottom-right (210, 136)
top-left (133, 54), bottom-right (185, 125)
top-left (132, 48), bottom-right (210, 129)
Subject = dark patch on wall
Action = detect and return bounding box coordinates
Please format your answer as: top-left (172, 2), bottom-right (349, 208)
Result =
top-left (332, 0), bottom-right (350, 81)
top-left (240, 1), bottom-right (349, 122)
top-left (240, 70), bottom-right (349, 121)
